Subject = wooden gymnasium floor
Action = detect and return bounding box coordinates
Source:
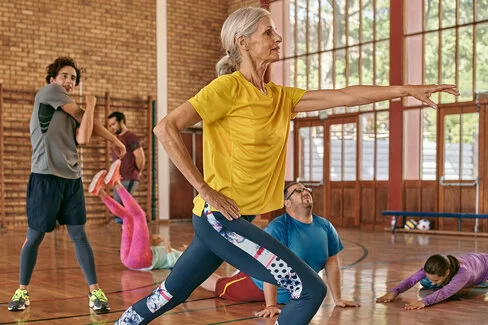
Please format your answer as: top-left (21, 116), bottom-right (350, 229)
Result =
top-left (1, 219), bottom-right (487, 325)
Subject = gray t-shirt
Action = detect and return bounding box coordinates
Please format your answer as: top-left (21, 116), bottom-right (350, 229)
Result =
top-left (30, 83), bottom-right (81, 179)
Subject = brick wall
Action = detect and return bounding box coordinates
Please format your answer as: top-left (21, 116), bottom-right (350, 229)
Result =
top-left (0, 0), bottom-right (157, 98)
top-left (0, 0), bottom-right (158, 227)
top-left (164, 0), bottom-right (263, 220)
top-left (229, 0), bottom-right (261, 13)
top-left (0, 0), bottom-right (265, 227)
top-left (166, 0), bottom-right (262, 112)
top-left (0, 89), bottom-right (153, 228)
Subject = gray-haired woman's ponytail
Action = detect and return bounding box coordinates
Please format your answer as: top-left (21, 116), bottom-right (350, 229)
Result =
top-left (216, 54), bottom-right (237, 76)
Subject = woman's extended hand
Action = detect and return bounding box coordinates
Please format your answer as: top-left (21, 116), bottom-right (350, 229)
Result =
top-left (407, 84), bottom-right (459, 109)
top-left (200, 185), bottom-right (240, 220)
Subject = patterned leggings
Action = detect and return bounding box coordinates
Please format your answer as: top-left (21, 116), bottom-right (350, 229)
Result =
top-left (115, 207), bottom-right (326, 325)
top-left (103, 186), bottom-right (152, 270)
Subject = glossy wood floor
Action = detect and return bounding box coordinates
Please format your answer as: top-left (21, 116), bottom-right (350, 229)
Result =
top-left (1, 219), bottom-right (488, 324)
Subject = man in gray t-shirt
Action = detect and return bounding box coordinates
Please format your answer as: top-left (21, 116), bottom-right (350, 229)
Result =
top-left (30, 83), bottom-right (82, 179)
top-left (8, 57), bottom-right (126, 314)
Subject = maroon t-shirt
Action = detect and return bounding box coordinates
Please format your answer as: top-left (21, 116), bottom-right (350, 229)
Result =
top-left (111, 131), bottom-right (141, 181)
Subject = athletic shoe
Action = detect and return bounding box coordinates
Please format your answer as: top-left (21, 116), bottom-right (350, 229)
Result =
top-left (8, 288), bottom-right (30, 311)
top-left (105, 160), bottom-right (122, 186)
top-left (89, 288), bottom-right (110, 312)
top-left (89, 170), bottom-right (107, 195)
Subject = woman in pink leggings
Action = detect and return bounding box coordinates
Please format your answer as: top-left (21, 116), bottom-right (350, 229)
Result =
top-left (89, 160), bottom-right (182, 271)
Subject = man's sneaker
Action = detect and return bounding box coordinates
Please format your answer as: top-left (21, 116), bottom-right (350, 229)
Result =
top-left (89, 170), bottom-right (107, 195)
top-left (105, 160), bottom-right (122, 186)
top-left (89, 289), bottom-right (110, 312)
top-left (8, 289), bottom-right (30, 311)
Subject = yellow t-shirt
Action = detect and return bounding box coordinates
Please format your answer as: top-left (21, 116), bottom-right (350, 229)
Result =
top-left (189, 71), bottom-right (306, 216)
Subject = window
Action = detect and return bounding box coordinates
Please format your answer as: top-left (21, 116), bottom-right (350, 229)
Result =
top-left (359, 112), bottom-right (389, 180)
top-left (330, 122), bottom-right (357, 181)
top-left (376, 111), bottom-right (390, 180)
top-left (443, 113), bottom-right (479, 180)
top-left (404, 0), bottom-right (488, 106)
top-left (360, 113), bottom-right (375, 180)
top-left (269, 0), bottom-right (391, 182)
top-left (270, 0), bottom-right (391, 117)
top-left (298, 126), bottom-right (324, 181)
top-left (403, 108), bottom-right (437, 180)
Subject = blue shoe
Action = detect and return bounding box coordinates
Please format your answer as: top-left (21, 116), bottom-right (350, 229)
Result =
top-left (114, 217), bottom-right (123, 224)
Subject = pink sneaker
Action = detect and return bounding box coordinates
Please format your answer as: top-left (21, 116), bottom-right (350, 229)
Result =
top-left (105, 160), bottom-right (122, 186)
top-left (89, 170), bottom-right (107, 195)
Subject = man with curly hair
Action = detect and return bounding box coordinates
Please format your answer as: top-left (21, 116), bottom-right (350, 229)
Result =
top-left (8, 57), bottom-right (126, 313)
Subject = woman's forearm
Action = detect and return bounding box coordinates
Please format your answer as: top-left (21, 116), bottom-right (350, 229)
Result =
top-left (154, 117), bottom-right (207, 193)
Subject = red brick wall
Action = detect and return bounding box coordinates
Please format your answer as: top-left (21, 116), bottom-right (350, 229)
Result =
top-left (0, 0), bottom-right (157, 98)
top-left (0, 89), bottom-right (152, 227)
top-left (229, 0), bottom-right (261, 13)
top-left (0, 0), bottom-right (158, 227)
top-left (0, 0), bottom-right (262, 227)
top-left (166, 1), bottom-right (227, 112)
top-left (166, 0), bottom-right (260, 112)
top-left (164, 1), bottom-right (262, 220)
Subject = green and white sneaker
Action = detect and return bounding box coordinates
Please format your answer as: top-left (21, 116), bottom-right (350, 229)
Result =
top-left (8, 288), bottom-right (30, 311)
top-left (89, 289), bottom-right (110, 312)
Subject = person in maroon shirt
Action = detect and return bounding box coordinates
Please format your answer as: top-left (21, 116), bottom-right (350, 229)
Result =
top-left (108, 111), bottom-right (146, 224)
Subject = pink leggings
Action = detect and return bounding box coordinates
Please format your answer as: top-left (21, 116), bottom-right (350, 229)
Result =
top-left (103, 186), bottom-right (152, 269)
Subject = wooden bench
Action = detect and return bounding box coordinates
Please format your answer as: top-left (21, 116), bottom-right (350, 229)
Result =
top-left (382, 210), bottom-right (488, 234)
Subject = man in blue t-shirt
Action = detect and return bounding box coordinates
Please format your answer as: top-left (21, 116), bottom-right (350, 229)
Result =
top-left (200, 182), bottom-right (360, 317)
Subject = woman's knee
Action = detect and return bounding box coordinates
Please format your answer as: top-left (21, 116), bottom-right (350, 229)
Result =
top-left (313, 280), bottom-right (327, 301)
top-left (303, 278), bottom-right (327, 303)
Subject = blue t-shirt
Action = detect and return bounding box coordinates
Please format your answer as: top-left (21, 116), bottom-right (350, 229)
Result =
top-left (252, 213), bottom-right (343, 304)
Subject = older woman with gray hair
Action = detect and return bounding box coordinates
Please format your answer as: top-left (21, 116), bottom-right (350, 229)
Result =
top-left (116, 6), bottom-right (458, 325)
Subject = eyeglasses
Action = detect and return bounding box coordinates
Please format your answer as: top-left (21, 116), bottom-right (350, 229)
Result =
top-left (285, 187), bottom-right (312, 201)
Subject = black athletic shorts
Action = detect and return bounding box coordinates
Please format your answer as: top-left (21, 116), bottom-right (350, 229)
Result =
top-left (26, 173), bottom-right (86, 232)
